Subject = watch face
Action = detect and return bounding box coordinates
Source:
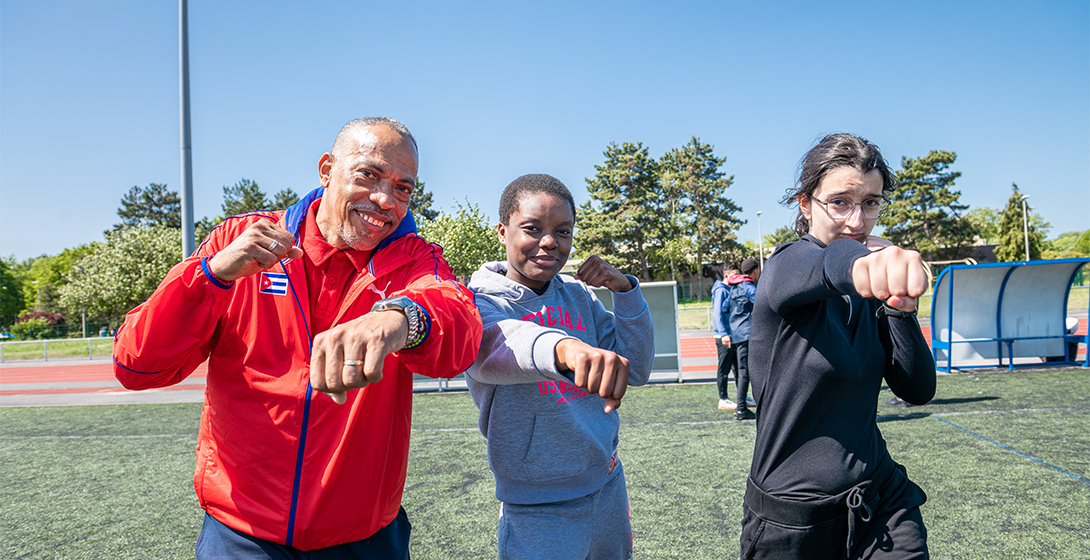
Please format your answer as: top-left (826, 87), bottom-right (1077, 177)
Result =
top-left (378, 296), bottom-right (412, 310)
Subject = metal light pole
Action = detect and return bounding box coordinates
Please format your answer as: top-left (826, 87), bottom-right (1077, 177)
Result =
top-left (31, 280), bottom-right (40, 310)
top-left (756, 211), bottom-right (764, 269)
top-left (1020, 194), bottom-right (1031, 261)
top-left (180, 0), bottom-right (195, 258)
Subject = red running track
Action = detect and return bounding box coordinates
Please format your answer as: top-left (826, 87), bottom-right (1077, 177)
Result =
top-left (1, 319), bottom-right (1085, 395)
top-left (678, 320), bottom-right (1087, 372)
top-left (0, 362), bottom-right (207, 397)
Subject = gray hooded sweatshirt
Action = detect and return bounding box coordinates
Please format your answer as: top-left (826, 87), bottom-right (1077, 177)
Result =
top-left (465, 261), bottom-right (655, 505)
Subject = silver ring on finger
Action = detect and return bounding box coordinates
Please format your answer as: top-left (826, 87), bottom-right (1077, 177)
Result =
top-left (343, 360), bottom-right (363, 367)
top-left (268, 240), bottom-right (279, 251)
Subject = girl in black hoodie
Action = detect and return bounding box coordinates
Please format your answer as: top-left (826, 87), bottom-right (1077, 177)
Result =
top-left (741, 134), bottom-right (935, 560)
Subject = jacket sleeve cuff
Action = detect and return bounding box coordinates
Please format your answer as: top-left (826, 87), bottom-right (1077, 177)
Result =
top-left (533, 331), bottom-right (577, 378)
top-left (824, 239), bottom-right (871, 296)
top-left (612, 276), bottom-right (649, 319)
top-left (200, 256), bottom-right (234, 290)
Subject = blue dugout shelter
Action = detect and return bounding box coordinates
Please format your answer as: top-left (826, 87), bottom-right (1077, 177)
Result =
top-left (931, 258), bottom-right (1090, 372)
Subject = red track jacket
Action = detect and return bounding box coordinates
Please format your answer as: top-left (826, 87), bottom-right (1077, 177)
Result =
top-left (113, 188), bottom-right (482, 550)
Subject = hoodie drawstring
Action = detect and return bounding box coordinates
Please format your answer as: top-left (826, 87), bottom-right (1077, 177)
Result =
top-left (845, 484), bottom-right (874, 557)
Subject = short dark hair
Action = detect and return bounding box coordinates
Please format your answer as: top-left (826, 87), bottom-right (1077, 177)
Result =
top-left (782, 133), bottom-right (894, 237)
top-left (332, 117), bottom-right (418, 156)
top-left (723, 265), bottom-right (740, 278)
top-left (740, 258), bottom-right (760, 275)
top-left (499, 174), bottom-right (577, 226)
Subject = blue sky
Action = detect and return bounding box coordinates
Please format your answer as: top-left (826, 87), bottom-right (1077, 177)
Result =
top-left (2, 0), bottom-right (1087, 261)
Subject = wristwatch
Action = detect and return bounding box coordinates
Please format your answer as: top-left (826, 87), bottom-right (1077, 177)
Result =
top-left (371, 296), bottom-right (427, 349)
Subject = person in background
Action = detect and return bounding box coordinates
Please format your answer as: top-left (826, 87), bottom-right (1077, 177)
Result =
top-left (728, 257), bottom-right (760, 421)
top-left (465, 173), bottom-right (654, 560)
top-left (741, 133), bottom-right (935, 559)
top-left (712, 264), bottom-right (740, 410)
top-left (113, 117), bottom-right (482, 559)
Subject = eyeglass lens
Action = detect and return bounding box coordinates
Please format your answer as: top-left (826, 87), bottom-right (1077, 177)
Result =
top-left (824, 198), bottom-right (886, 219)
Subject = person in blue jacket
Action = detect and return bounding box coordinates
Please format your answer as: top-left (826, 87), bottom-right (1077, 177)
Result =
top-left (711, 265), bottom-right (739, 410)
top-left (727, 257), bottom-right (760, 421)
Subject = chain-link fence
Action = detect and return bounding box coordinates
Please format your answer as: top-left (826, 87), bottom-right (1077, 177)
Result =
top-left (3, 321), bottom-right (117, 341)
top-left (0, 337), bottom-right (115, 362)
top-left (677, 306), bottom-right (712, 330)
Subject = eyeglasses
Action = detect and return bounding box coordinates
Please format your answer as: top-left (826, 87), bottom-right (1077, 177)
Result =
top-left (811, 196), bottom-right (889, 220)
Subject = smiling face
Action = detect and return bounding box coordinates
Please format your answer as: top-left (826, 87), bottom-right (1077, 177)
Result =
top-left (315, 124), bottom-right (418, 251)
top-left (498, 192), bottom-right (574, 289)
top-left (799, 166), bottom-right (885, 246)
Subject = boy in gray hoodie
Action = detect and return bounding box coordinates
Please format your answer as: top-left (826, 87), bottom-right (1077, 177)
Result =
top-left (465, 174), bottom-right (655, 560)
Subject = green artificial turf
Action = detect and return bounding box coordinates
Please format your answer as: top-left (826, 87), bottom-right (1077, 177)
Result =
top-left (0, 404), bottom-right (203, 559)
top-left (1, 369), bottom-right (1088, 559)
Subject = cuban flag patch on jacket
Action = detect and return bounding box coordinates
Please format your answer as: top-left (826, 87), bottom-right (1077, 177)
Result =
top-left (259, 272), bottom-right (288, 296)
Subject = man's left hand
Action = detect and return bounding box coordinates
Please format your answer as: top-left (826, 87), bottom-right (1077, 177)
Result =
top-left (310, 309), bottom-right (409, 404)
top-left (575, 255), bottom-right (633, 292)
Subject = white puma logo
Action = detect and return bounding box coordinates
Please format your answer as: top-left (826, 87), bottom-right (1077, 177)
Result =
top-left (367, 281), bottom-right (391, 300)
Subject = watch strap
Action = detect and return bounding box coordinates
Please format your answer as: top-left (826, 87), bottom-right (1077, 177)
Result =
top-left (371, 296), bottom-right (428, 350)
top-left (402, 301), bottom-right (426, 350)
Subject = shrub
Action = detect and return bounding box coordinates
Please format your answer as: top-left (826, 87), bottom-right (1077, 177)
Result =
top-left (11, 317), bottom-right (67, 340)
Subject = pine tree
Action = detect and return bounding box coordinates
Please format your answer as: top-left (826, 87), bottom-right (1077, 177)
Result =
top-left (221, 178), bottom-right (270, 217)
top-left (658, 137), bottom-right (744, 292)
top-left (879, 151), bottom-right (977, 259)
top-left (579, 142), bottom-right (660, 280)
top-left (994, 183), bottom-right (1045, 262)
top-left (271, 188), bottom-right (301, 210)
top-left (409, 180), bottom-right (439, 221)
top-left (112, 183), bottom-right (181, 231)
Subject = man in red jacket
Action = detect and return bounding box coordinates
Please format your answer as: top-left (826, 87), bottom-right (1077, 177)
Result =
top-left (113, 117), bottom-right (482, 558)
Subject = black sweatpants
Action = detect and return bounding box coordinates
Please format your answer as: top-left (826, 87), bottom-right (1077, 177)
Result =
top-left (734, 340), bottom-right (750, 407)
top-left (740, 461), bottom-right (928, 560)
top-left (715, 337), bottom-right (737, 401)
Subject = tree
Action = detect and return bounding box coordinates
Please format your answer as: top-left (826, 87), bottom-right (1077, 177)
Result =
top-left (964, 207), bottom-right (1002, 244)
top-left (221, 178), bottom-right (270, 217)
top-left (0, 258), bottom-right (23, 326)
top-left (59, 227), bottom-right (183, 321)
top-left (195, 216), bottom-right (218, 245)
top-left (764, 225), bottom-right (799, 248)
top-left (11, 310), bottom-right (68, 340)
top-left (271, 188), bottom-right (301, 210)
top-left (994, 183), bottom-right (1046, 262)
top-left (409, 180), bottom-right (439, 221)
top-left (195, 179), bottom-right (302, 244)
top-left (1077, 231), bottom-right (1090, 256)
top-left (579, 142), bottom-right (661, 281)
top-left (112, 183), bottom-right (181, 231)
top-left (220, 178), bottom-right (301, 215)
top-left (14, 246), bottom-right (94, 317)
top-left (415, 199), bottom-right (504, 278)
top-left (1043, 230), bottom-right (1090, 260)
top-left (658, 137), bottom-right (744, 293)
top-left (879, 151), bottom-right (977, 259)
top-left (743, 225), bottom-right (799, 263)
